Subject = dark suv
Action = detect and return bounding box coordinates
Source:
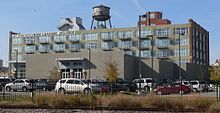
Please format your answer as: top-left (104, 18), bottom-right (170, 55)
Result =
top-left (0, 77), bottom-right (14, 91)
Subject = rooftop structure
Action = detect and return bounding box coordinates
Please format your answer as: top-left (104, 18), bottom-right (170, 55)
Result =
top-left (58, 17), bottom-right (85, 31)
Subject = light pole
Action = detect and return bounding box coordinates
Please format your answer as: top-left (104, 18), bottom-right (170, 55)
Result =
top-left (88, 48), bottom-right (91, 80)
top-left (151, 35), bottom-right (154, 91)
top-left (14, 49), bottom-right (18, 79)
top-left (138, 15), bottom-right (144, 94)
top-left (178, 32), bottom-right (184, 98)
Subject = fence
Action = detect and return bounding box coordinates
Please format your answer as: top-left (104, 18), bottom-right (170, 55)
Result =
top-left (0, 79), bottom-right (220, 103)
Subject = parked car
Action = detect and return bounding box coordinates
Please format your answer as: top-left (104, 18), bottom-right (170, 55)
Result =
top-left (108, 78), bottom-right (137, 92)
top-left (175, 80), bottom-right (192, 90)
top-left (34, 79), bottom-right (50, 91)
top-left (133, 78), bottom-right (153, 91)
top-left (0, 77), bottom-right (14, 91)
top-left (5, 79), bottom-right (36, 92)
top-left (190, 80), bottom-right (209, 92)
top-left (81, 79), bottom-right (109, 93)
top-left (55, 78), bottom-right (93, 94)
top-left (154, 83), bottom-right (191, 95)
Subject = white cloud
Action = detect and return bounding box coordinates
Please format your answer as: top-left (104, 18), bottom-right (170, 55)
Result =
top-left (130, 0), bottom-right (145, 13)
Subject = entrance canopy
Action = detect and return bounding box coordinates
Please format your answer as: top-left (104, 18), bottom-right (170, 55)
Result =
top-left (56, 57), bottom-right (86, 79)
top-left (56, 57), bottom-right (85, 61)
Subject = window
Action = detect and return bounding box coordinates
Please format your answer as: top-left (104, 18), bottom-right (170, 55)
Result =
top-left (174, 37), bottom-right (189, 46)
top-left (68, 34), bottom-right (81, 42)
top-left (69, 44), bottom-right (81, 51)
top-left (25, 45), bottom-right (36, 53)
top-left (124, 51), bottom-right (133, 56)
top-left (174, 48), bottom-right (189, 56)
top-left (150, 13), bottom-right (155, 19)
top-left (141, 50), bottom-right (151, 58)
top-left (74, 80), bottom-right (81, 84)
top-left (101, 42), bottom-right (114, 49)
top-left (141, 40), bottom-right (151, 48)
top-left (84, 33), bottom-right (98, 40)
top-left (12, 46), bottom-right (23, 52)
top-left (155, 39), bottom-right (170, 48)
top-left (84, 43), bottom-right (97, 49)
top-left (54, 35), bottom-right (66, 42)
top-left (66, 80), bottom-right (74, 84)
top-left (59, 80), bottom-right (66, 83)
top-left (12, 37), bottom-right (23, 44)
top-left (53, 44), bottom-right (65, 52)
top-left (136, 29), bottom-right (152, 37)
top-left (118, 31), bottom-right (132, 39)
top-left (154, 28), bottom-right (170, 36)
top-left (174, 27), bottom-right (189, 35)
top-left (24, 37), bottom-right (35, 44)
top-left (118, 40), bottom-right (132, 49)
top-left (101, 32), bottom-right (114, 40)
top-left (39, 44), bottom-right (50, 52)
top-left (39, 36), bottom-right (50, 43)
top-left (156, 50), bottom-right (170, 58)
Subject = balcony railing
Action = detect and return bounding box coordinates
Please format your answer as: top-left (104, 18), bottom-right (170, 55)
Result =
top-left (39, 49), bottom-right (50, 53)
top-left (69, 38), bottom-right (80, 43)
top-left (155, 44), bottom-right (169, 48)
top-left (25, 40), bottom-right (35, 45)
top-left (140, 44), bottom-right (151, 49)
top-left (69, 47), bottom-right (80, 52)
top-left (53, 49), bottom-right (65, 52)
top-left (101, 36), bottom-right (113, 41)
top-left (53, 36), bottom-right (66, 43)
top-left (122, 45), bottom-right (131, 50)
top-left (25, 50), bottom-right (35, 54)
top-left (118, 36), bottom-right (132, 40)
top-left (102, 46), bottom-right (113, 51)
top-left (39, 39), bottom-right (50, 44)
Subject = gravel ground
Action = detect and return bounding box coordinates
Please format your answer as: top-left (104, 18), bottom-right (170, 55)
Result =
top-left (0, 109), bottom-right (208, 113)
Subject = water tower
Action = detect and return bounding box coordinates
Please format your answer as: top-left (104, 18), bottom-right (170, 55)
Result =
top-left (91, 4), bottom-right (112, 29)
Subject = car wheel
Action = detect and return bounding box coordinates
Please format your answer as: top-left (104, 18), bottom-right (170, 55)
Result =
top-left (58, 88), bottom-right (65, 94)
top-left (125, 86), bottom-right (130, 92)
top-left (22, 87), bottom-right (27, 92)
top-left (144, 86), bottom-right (150, 92)
top-left (84, 88), bottom-right (91, 95)
top-left (193, 88), bottom-right (198, 92)
top-left (157, 91), bottom-right (162, 95)
top-left (42, 87), bottom-right (46, 91)
top-left (179, 90), bottom-right (184, 95)
top-left (6, 86), bottom-right (11, 92)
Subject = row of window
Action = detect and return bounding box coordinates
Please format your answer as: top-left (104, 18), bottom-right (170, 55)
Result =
top-left (12, 27), bottom-right (189, 44)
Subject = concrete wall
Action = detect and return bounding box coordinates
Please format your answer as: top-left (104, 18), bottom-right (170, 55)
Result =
top-left (25, 49), bottom-right (125, 80)
top-left (124, 55), bottom-right (139, 82)
top-left (141, 58), bottom-right (176, 79)
top-left (182, 63), bottom-right (209, 80)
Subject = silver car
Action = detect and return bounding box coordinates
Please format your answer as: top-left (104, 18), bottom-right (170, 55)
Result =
top-left (55, 78), bottom-right (92, 94)
top-left (5, 79), bottom-right (36, 92)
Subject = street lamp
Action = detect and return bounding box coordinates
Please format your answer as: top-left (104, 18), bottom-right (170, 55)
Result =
top-left (88, 48), bottom-right (91, 80)
top-left (178, 32), bottom-right (184, 98)
top-left (14, 49), bottom-right (18, 79)
top-left (138, 15), bottom-right (145, 94)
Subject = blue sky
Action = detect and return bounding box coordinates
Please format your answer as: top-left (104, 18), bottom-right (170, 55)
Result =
top-left (0, 0), bottom-right (219, 66)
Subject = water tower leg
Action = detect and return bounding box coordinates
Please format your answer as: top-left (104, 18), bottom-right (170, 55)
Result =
top-left (109, 19), bottom-right (112, 28)
top-left (90, 18), bottom-right (94, 29)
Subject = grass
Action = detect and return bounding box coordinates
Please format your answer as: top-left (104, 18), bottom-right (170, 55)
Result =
top-left (0, 93), bottom-right (219, 112)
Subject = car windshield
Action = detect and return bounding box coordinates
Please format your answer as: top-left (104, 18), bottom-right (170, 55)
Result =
top-left (199, 81), bottom-right (206, 84)
top-left (190, 81), bottom-right (198, 85)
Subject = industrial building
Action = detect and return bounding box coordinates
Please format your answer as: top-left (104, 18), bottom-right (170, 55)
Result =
top-left (8, 5), bottom-right (209, 81)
